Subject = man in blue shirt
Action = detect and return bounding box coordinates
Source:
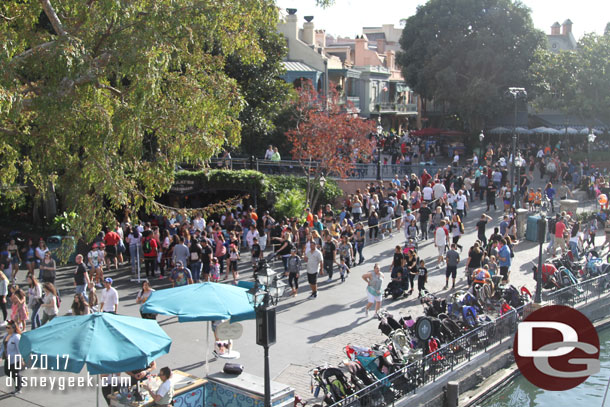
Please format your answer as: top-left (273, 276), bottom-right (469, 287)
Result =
top-left (497, 238), bottom-right (512, 283)
top-left (500, 215), bottom-right (509, 236)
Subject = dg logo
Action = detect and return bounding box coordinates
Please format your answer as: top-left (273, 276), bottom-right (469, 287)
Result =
top-left (513, 305), bottom-right (600, 391)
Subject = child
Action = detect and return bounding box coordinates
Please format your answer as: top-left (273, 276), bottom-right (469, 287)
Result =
top-left (10, 285), bottom-right (28, 332)
top-left (228, 244), bottom-right (240, 284)
top-left (527, 188), bottom-right (535, 211)
top-left (251, 237), bottom-right (262, 276)
top-left (417, 259), bottom-right (428, 298)
top-left (339, 258), bottom-right (350, 283)
top-left (210, 257), bottom-right (220, 282)
top-left (534, 188), bottom-right (542, 210)
top-left (488, 255), bottom-right (498, 275)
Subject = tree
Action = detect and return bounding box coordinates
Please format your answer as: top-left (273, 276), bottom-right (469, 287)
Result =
top-left (530, 32), bottom-right (610, 128)
top-left (285, 81), bottom-right (375, 210)
top-left (397, 0), bottom-right (545, 131)
top-left (0, 0), bottom-right (279, 239)
top-left (224, 26), bottom-right (292, 158)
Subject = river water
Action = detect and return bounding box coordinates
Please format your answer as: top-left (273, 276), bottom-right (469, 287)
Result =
top-left (480, 329), bottom-right (610, 407)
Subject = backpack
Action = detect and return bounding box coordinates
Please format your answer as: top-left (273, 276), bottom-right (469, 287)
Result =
top-left (143, 238), bottom-right (152, 254)
top-left (548, 218), bottom-right (557, 235)
top-left (380, 205), bottom-right (388, 218)
top-left (459, 221), bottom-right (464, 234)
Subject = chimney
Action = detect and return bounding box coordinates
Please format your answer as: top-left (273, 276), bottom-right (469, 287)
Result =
top-left (551, 22), bottom-right (560, 35)
top-left (562, 19), bottom-right (573, 35)
top-left (302, 16), bottom-right (314, 46)
top-left (315, 29), bottom-right (326, 48)
top-left (376, 39), bottom-right (385, 53)
top-left (284, 8), bottom-right (298, 39)
top-left (385, 50), bottom-right (395, 70)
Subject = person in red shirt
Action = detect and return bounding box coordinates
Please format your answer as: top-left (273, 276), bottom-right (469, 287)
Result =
top-left (421, 170), bottom-right (431, 189)
top-left (552, 216), bottom-right (567, 256)
top-left (103, 230), bottom-right (121, 271)
top-left (141, 231), bottom-right (159, 278)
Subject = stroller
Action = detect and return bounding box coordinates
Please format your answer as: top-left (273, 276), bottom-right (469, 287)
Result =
top-left (310, 365), bottom-right (356, 405)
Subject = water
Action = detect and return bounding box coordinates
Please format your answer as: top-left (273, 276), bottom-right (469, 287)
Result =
top-left (480, 329), bottom-right (610, 407)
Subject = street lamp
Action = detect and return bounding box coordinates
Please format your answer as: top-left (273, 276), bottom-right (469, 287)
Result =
top-left (247, 261), bottom-right (283, 407)
top-left (506, 87), bottom-right (527, 208)
top-left (479, 131), bottom-right (485, 160)
top-left (319, 175), bottom-right (326, 189)
top-left (535, 214), bottom-right (547, 303)
top-left (588, 132), bottom-right (597, 172)
top-left (514, 153), bottom-right (524, 209)
top-left (376, 117), bottom-right (383, 181)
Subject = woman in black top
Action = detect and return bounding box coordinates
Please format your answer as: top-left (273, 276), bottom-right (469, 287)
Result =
top-left (466, 242), bottom-right (484, 286)
top-left (405, 249), bottom-right (419, 295)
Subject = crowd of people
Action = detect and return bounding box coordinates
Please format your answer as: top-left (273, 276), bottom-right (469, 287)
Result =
top-left (1, 132), bottom-right (609, 397)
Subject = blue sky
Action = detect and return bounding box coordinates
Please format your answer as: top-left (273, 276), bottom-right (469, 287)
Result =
top-left (276, 0), bottom-right (607, 41)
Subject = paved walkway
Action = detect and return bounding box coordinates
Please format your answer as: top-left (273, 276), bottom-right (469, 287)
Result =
top-left (0, 192), bottom-right (603, 406)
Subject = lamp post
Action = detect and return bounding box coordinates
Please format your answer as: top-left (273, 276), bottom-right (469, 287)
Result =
top-left (588, 132), bottom-right (597, 173)
top-left (319, 175), bottom-right (326, 189)
top-left (376, 117), bottom-right (383, 181)
top-left (507, 87), bottom-right (527, 208)
top-left (479, 131), bottom-right (485, 159)
top-left (514, 153), bottom-right (523, 209)
top-left (247, 261), bottom-right (283, 407)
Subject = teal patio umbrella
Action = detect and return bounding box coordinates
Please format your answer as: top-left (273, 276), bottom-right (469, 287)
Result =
top-left (140, 282), bottom-right (255, 322)
top-left (140, 282), bottom-right (256, 374)
top-left (19, 313), bottom-right (172, 405)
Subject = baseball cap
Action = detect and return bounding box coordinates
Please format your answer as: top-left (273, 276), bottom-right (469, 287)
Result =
top-left (104, 277), bottom-right (113, 284)
top-left (92, 243), bottom-right (99, 249)
top-left (176, 261), bottom-right (183, 266)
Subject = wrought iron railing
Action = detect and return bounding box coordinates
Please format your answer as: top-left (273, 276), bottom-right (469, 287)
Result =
top-left (206, 157), bottom-right (465, 180)
top-left (327, 271), bottom-right (610, 407)
top-left (328, 307), bottom-right (523, 407)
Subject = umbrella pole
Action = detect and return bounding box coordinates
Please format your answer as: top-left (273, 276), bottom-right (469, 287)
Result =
top-left (97, 374), bottom-right (100, 407)
top-left (205, 321), bottom-right (210, 376)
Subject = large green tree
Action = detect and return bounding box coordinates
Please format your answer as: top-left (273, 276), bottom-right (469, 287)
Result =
top-left (397, 0), bottom-right (545, 130)
top-left (530, 31), bottom-right (610, 127)
top-left (224, 27), bottom-right (292, 158)
top-left (0, 0), bottom-right (279, 238)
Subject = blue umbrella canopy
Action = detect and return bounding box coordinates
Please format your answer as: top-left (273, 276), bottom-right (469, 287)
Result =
top-left (19, 313), bottom-right (172, 374)
top-left (140, 282), bottom-right (255, 323)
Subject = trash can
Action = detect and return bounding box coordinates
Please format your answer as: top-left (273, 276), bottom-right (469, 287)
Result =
top-left (526, 215), bottom-right (542, 242)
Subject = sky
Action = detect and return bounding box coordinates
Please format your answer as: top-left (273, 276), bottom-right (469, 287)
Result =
top-left (275, 0), bottom-right (608, 41)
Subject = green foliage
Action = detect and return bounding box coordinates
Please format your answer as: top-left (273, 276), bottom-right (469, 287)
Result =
top-left (274, 189), bottom-right (306, 220)
top-left (0, 0), bottom-right (281, 241)
top-left (266, 175), bottom-right (342, 208)
top-left (397, 0), bottom-right (545, 130)
top-left (173, 170), bottom-right (342, 209)
top-left (531, 33), bottom-right (610, 125)
top-left (224, 26), bottom-right (292, 157)
top-left (51, 211), bottom-right (79, 234)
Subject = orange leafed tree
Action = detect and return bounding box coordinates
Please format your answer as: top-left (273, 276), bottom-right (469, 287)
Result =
top-left (286, 80), bottom-right (375, 209)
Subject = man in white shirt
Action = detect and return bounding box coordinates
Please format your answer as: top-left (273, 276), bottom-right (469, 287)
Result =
top-left (432, 181), bottom-right (446, 200)
top-left (455, 190), bottom-right (469, 218)
top-left (193, 213), bottom-right (206, 232)
top-left (423, 183), bottom-right (434, 202)
top-left (305, 245), bottom-right (323, 299)
top-left (264, 145), bottom-right (274, 160)
top-left (100, 277), bottom-right (119, 314)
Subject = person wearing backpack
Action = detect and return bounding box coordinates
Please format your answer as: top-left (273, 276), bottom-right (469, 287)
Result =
top-left (546, 214), bottom-right (558, 254)
top-left (142, 232), bottom-right (159, 278)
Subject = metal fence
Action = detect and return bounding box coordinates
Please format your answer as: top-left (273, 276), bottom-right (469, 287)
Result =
top-left (327, 271), bottom-right (610, 407)
top-left (207, 158), bottom-right (465, 180)
top-left (328, 306), bottom-right (523, 407)
top-left (542, 271), bottom-right (610, 307)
